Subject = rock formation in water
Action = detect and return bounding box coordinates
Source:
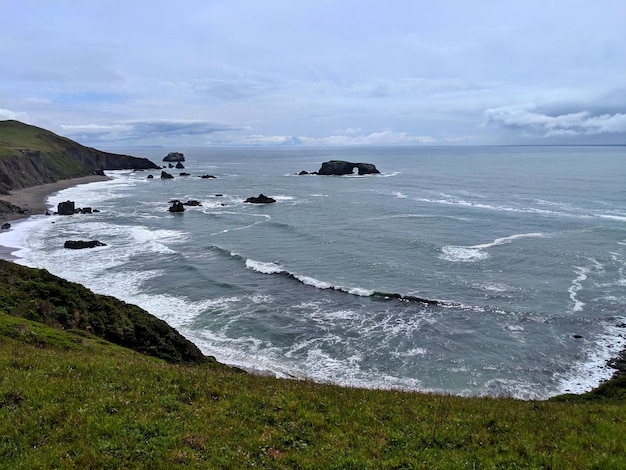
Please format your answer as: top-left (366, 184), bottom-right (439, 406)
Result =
top-left (163, 152), bottom-right (185, 162)
top-left (64, 240), bottom-right (107, 249)
top-left (316, 161), bottom-right (380, 176)
top-left (168, 200), bottom-right (185, 212)
top-left (245, 194), bottom-right (276, 204)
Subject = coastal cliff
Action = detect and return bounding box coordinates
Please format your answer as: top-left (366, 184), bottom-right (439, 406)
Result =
top-left (0, 120), bottom-right (159, 194)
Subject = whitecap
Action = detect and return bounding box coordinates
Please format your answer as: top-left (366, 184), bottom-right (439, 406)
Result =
top-left (293, 274), bottom-right (333, 290)
top-left (440, 246), bottom-right (489, 263)
top-left (245, 259), bottom-right (283, 274)
top-left (469, 232), bottom-right (545, 249)
top-left (441, 232), bottom-right (546, 263)
top-left (597, 214), bottom-right (626, 222)
top-left (556, 319), bottom-right (626, 395)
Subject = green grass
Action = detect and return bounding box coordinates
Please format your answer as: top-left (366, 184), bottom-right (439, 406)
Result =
top-left (0, 120), bottom-right (95, 193)
top-left (2, 261), bottom-right (626, 468)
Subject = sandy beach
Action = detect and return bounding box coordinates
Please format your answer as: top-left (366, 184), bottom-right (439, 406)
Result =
top-left (0, 175), bottom-right (110, 260)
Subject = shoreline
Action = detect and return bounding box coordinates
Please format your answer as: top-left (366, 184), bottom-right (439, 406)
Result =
top-left (0, 173), bottom-right (624, 397)
top-left (0, 175), bottom-right (110, 260)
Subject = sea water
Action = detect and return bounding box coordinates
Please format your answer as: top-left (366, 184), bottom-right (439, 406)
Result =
top-left (2, 146), bottom-right (625, 399)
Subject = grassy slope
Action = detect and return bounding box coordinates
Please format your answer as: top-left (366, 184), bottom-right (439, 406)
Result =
top-left (2, 264), bottom-right (626, 468)
top-left (0, 259), bottom-right (209, 365)
top-left (0, 120), bottom-right (93, 185)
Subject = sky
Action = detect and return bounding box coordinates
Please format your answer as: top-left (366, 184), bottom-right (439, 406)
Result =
top-left (1, 0), bottom-right (626, 147)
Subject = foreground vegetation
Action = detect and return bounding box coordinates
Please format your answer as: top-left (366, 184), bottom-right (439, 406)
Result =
top-left (2, 262), bottom-right (626, 468)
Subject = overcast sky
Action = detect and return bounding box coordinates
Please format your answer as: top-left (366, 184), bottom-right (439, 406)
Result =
top-left (1, 1), bottom-right (625, 146)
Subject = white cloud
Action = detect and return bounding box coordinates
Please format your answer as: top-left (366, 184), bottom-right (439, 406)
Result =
top-left (0, 108), bottom-right (29, 121)
top-left (299, 130), bottom-right (436, 146)
top-left (2, 1), bottom-right (625, 145)
top-left (485, 107), bottom-right (626, 138)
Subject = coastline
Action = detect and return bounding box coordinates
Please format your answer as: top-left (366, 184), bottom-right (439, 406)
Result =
top-left (0, 175), bottom-right (110, 260)
top-left (0, 169), bottom-right (624, 397)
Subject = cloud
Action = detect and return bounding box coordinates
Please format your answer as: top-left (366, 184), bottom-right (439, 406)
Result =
top-left (60, 120), bottom-right (241, 144)
top-left (485, 106), bottom-right (626, 138)
top-left (299, 129), bottom-right (436, 146)
top-left (0, 108), bottom-right (29, 121)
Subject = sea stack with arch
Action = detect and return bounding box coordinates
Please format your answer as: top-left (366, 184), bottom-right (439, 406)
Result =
top-left (316, 160), bottom-right (380, 175)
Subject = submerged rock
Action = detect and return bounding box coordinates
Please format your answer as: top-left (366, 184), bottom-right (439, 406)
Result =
top-left (161, 171), bottom-right (174, 179)
top-left (182, 200), bottom-right (202, 206)
top-left (64, 240), bottom-right (107, 249)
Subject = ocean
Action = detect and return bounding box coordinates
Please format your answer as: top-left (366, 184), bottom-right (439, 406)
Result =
top-left (2, 145), bottom-right (625, 399)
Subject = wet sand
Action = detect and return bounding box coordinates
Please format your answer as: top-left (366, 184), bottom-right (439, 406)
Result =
top-left (0, 175), bottom-right (110, 260)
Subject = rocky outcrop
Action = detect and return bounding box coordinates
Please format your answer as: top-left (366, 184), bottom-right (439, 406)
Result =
top-left (175, 162), bottom-right (185, 169)
top-left (316, 160), bottom-right (380, 176)
top-left (182, 200), bottom-right (202, 206)
top-left (67, 147), bottom-right (159, 172)
top-left (163, 152), bottom-right (185, 162)
top-left (161, 171), bottom-right (174, 179)
top-left (200, 174), bottom-right (216, 179)
top-left (57, 200), bottom-right (76, 215)
top-left (0, 200), bottom-right (24, 220)
top-left (168, 201), bottom-right (185, 212)
top-left (245, 194), bottom-right (276, 204)
top-left (64, 240), bottom-right (107, 249)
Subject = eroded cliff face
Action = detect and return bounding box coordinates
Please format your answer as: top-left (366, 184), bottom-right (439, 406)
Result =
top-left (0, 150), bottom-right (63, 194)
top-left (0, 120), bottom-right (160, 194)
top-left (61, 144), bottom-right (161, 172)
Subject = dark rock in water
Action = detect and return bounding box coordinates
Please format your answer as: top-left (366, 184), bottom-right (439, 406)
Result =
top-left (215, 194), bottom-right (223, 197)
top-left (200, 174), bottom-right (216, 179)
top-left (57, 200), bottom-right (76, 215)
top-left (93, 209), bottom-right (100, 213)
top-left (168, 200), bottom-right (185, 212)
top-left (182, 200), bottom-right (202, 206)
top-left (179, 172), bottom-right (190, 176)
top-left (64, 240), bottom-right (107, 249)
top-left (147, 174), bottom-right (154, 179)
top-left (161, 171), bottom-right (174, 179)
top-left (298, 170), bottom-right (309, 175)
top-left (79, 207), bottom-right (93, 214)
top-left (163, 152), bottom-right (185, 162)
top-left (317, 160), bottom-right (380, 176)
top-left (168, 163), bottom-right (174, 168)
top-left (245, 194), bottom-right (276, 204)
top-left (1, 222), bottom-right (10, 230)
top-left (175, 162), bottom-right (185, 169)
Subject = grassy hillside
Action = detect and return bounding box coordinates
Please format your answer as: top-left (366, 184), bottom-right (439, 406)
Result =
top-left (0, 120), bottom-right (93, 192)
top-left (0, 259), bottom-right (209, 365)
top-left (2, 262), bottom-right (626, 468)
top-left (0, 120), bottom-right (158, 194)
